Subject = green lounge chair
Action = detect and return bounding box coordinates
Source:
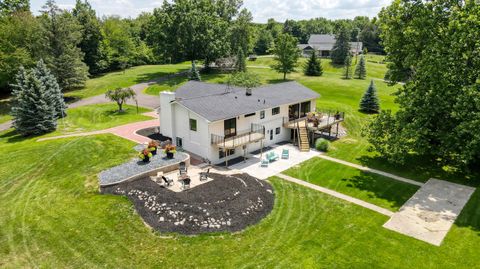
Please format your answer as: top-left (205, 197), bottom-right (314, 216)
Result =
top-left (261, 159), bottom-right (269, 167)
top-left (266, 152), bottom-right (279, 162)
top-left (281, 149), bottom-right (289, 159)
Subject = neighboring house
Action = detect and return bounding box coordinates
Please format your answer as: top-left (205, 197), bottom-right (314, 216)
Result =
top-left (298, 34), bottom-right (363, 57)
top-left (159, 81), bottom-right (320, 165)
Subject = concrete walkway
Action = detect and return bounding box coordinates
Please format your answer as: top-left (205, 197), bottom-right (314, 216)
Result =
top-left (383, 179), bottom-right (475, 246)
top-left (317, 154), bottom-right (424, 187)
top-left (38, 112), bottom-right (159, 144)
top-left (277, 173), bottom-right (394, 217)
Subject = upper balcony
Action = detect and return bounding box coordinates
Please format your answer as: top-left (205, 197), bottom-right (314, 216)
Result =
top-left (283, 110), bottom-right (345, 130)
top-left (211, 124), bottom-right (265, 149)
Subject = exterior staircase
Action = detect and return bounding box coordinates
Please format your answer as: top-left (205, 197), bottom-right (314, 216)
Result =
top-left (298, 126), bottom-right (310, 152)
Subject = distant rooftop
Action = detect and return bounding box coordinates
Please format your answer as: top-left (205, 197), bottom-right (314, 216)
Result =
top-left (308, 34), bottom-right (336, 44)
top-left (174, 81), bottom-right (320, 122)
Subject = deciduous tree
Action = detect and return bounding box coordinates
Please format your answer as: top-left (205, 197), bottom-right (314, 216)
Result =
top-left (105, 87), bottom-right (136, 112)
top-left (271, 33), bottom-right (300, 80)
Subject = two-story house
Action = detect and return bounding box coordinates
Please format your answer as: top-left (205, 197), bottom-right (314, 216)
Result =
top-left (159, 81), bottom-right (320, 164)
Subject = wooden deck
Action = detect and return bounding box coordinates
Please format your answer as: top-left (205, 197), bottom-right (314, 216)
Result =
top-left (215, 132), bottom-right (265, 149)
top-left (283, 115), bottom-right (343, 131)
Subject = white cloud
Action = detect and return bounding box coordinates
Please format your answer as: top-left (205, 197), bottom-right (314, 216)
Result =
top-left (30, 0), bottom-right (392, 21)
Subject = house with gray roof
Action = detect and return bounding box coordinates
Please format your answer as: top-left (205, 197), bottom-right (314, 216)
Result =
top-left (298, 34), bottom-right (363, 57)
top-left (159, 81), bottom-right (320, 164)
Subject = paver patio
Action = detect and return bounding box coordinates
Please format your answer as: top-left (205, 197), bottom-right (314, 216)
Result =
top-left (383, 179), bottom-right (475, 246)
top-left (229, 144), bottom-right (320, 180)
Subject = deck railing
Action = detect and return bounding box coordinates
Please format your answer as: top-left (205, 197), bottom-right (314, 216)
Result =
top-left (211, 123), bottom-right (265, 148)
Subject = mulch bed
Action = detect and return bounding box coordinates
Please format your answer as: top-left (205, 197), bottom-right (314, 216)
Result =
top-left (135, 127), bottom-right (171, 142)
top-left (101, 173), bottom-right (275, 235)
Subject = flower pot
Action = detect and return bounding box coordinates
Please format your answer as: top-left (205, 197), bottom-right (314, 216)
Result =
top-left (150, 147), bottom-right (157, 156)
top-left (166, 152), bottom-right (174, 159)
top-left (142, 156), bottom-right (150, 163)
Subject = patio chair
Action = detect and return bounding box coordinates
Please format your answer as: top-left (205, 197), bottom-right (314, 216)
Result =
top-left (266, 152), bottom-right (279, 162)
top-left (261, 158), bottom-right (269, 167)
top-left (281, 149), bottom-right (289, 159)
top-left (162, 176), bottom-right (174, 187)
top-left (179, 162), bottom-right (187, 175)
top-left (200, 168), bottom-right (210, 181)
top-left (181, 178), bottom-right (191, 190)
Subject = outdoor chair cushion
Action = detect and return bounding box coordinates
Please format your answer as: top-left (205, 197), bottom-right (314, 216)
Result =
top-left (282, 149), bottom-right (289, 159)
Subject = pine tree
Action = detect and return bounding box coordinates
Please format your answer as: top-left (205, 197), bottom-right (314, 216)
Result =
top-left (10, 67), bottom-right (57, 136)
top-left (331, 27), bottom-right (351, 65)
top-left (359, 80), bottom-right (380, 113)
top-left (304, 51), bottom-right (323, 76)
top-left (235, 48), bottom-right (247, 72)
top-left (354, 55), bottom-right (367, 79)
top-left (343, 55), bottom-right (352, 79)
top-left (189, 61), bottom-right (201, 81)
top-left (33, 59), bottom-right (67, 118)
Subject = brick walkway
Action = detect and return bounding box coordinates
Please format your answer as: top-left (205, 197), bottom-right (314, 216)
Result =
top-left (38, 112), bottom-right (159, 144)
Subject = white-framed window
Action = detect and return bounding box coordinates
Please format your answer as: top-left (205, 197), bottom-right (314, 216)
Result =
top-left (260, 110), bottom-right (265, 119)
top-left (276, 127), bottom-right (281, 135)
top-left (189, 118), bottom-right (197, 131)
top-left (272, 107), bottom-right (280, 115)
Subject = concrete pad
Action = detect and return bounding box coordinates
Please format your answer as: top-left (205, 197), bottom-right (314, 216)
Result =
top-left (383, 179), bottom-right (475, 246)
top-left (229, 144), bottom-right (319, 180)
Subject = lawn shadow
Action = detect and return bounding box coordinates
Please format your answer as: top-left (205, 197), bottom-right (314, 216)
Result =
top-left (341, 171), bottom-right (419, 210)
top-left (266, 78), bottom-right (293, 84)
top-left (0, 129), bottom-right (44, 143)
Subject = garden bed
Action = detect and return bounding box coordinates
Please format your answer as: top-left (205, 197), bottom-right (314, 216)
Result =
top-left (101, 173), bottom-right (274, 235)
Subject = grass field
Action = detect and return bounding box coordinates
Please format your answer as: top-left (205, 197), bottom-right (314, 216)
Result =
top-left (65, 64), bottom-right (190, 100)
top-left (1, 54), bottom-right (480, 268)
top-left (0, 135), bottom-right (479, 268)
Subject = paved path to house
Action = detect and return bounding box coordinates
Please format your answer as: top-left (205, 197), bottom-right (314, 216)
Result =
top-left (38, 112), bottom-right (159, 144)
top-left (317, 154), bottom-right (424, 187)
top-left (277, 173), bottom-right (395, 217)
top-left (383, 179), bottom-right (475, 246)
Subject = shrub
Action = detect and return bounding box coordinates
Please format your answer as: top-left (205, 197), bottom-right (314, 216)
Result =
top-left (315, 138), bottom-right (330, 152)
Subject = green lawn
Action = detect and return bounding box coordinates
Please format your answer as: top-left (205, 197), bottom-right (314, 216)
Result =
top-left (284, 157), bottom-right (420, 211)
top-left (0, 135), bottom-right (479, 268)
top-left (65, 64), bottom-right (190, 100)
top-left (48, 104), bottom-right (152, 136)
top-left (0, 99), bottom-right (11, 124)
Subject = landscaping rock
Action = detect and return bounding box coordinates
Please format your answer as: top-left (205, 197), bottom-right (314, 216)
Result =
top-left (101, 173), bottom-right (274, 235)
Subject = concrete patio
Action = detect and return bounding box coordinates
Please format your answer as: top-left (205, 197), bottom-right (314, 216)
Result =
top-left (229, 143), bottom-right (320, 180)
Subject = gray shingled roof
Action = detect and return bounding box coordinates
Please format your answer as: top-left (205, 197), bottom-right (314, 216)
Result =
top-left (308, 34), bottom-right (336, 44)
top-left (174, 81), bottom-right (320, 122)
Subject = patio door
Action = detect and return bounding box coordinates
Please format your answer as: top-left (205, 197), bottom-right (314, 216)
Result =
top-left (300, 101), bottom-right (311, 118)
top-left (224, 118), bottom-right (237, 138)
top-left (289, 104), bottom-right (300, 121)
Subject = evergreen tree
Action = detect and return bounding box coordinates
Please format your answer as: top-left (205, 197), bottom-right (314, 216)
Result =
top-left (359, 80), bottom-right (380, 113)
top-left (33, 59), bottom-right (66, 118)
top-left (343, 55), bottom-right (352, 79)
top-left (354, 55), bottom-right (367, 79)
top-left (331, 27), bottom-right (351, 65)
top-left (40, 0), bottom-right (88, 90)
top-left (303, 51), bottom-right (323, 76)
top-left (10, 67), bottom-right (57, 135)
top-left (235, 48), bottom-right (246, 72)
top-left (189, 61), bottom-right (201, 81)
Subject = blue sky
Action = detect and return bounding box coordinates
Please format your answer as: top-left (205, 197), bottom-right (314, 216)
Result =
top-left (30, 0), bottom-right (392, 22)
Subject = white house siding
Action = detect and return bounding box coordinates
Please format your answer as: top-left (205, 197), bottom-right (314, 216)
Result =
top-left (159, 92), bottom-right (175, 138)
top-left (171, 104), bottom-right (210, 160)
top-left (207, 99), bottom-right (316, 164)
